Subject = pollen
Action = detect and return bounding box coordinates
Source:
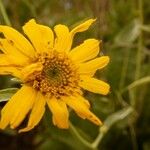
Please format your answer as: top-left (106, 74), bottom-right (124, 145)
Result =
top-left (31, 51), bottom-right (81, 98)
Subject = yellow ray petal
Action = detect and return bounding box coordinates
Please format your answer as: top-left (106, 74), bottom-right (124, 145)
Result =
top-left (23, 19), bottom-right (54, 53)
top-left (47, 97), bottom-right (69, 129)
top-left (70, 19), bottom-right (96, 38)
top-left (0, 39), bottom-right (31, 65)
top-left (0, 26), bottom-right (35, 58)
top-left (79, 56), bottom-right (110, 76)
top-left (73, 94), bottom-right (91, 109)
top-left (54, 24), bottom-right (71, 52)
top-left (10, 85), bottom-right (37, 129)
top-left (19, 92), bottom-right (46, 133)
top-left (0, 88), bottom-right (20, 129)
top-left (69, 39), bottom-right (100, 63)
top-left (0, 66), bottom-right (21, 78)
top-left (21, 62), bottom-right (43, 81)
top-left (0, 85), bottom-right (36, 129)
top-left (79, 76), bottom-right (110, 95)
top-left (0, 54), bottom-right (14, 66)
top-left (63, 96), bottom-right (102, 125)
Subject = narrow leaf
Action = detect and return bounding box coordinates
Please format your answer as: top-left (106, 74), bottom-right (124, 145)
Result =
top-left (115, 19), bottom-right (141, 46)
top-left (122, 76), bottom-right (150, 92)
top-left (0, 88), bottom-right (18, 102)
top-left (141, 25), bottom-right (150, 32)
top-left (92, 107), bottom-right (134, 148)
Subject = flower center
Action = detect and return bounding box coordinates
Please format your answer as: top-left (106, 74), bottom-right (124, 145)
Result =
top-left (32, 52), bottom-right (81, 98)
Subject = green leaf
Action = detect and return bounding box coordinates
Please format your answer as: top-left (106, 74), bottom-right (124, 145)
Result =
top-left (0, 88), bottom-right (18, 102)
top-left (103, 106), bottom-right (134, 129)
top-left (92, 107), bottom-right (134, 148)
top-left (114, 19), bottom-right (141, 46)
top-left (141, 25), bottom-right (150, 32)
top-left (122, 76), bottom-right (150, 93)
top-left (11, 78), bottom-right (22, 83)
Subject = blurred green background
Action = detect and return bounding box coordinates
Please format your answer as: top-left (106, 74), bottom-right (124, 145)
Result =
top-left (0, 0), bottom-right (150, 150)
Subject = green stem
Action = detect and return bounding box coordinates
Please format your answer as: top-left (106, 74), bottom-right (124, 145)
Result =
top-left (115, 91), bottom-right (128, 107)
top-left (22, 0), bottom-right (37, 19)
top-left (69, 122), bottom-right (95, 149)
top-left (135, 0), bottom-right (144, 80)
top-left (0, 0), bottom-right (11, 26)
top-left (121, 76), bottom-right (150, 93)
top-left (91, 127), bottom-right (107, 149)
top-left (119, 48), bottom-right (130, 89)
top-left (92, 133), bottom-right (103, 148)
top-left (132, 0), bottom-right (144, 108)
top-left (129, 124), bottom-right (138, 150)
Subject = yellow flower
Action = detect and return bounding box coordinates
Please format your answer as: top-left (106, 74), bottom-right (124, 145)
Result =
top-left (0, 19), bottom-right (110, 133)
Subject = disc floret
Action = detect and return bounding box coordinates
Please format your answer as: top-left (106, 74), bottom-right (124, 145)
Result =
top-left (30, 51), bottom-right (80, 98)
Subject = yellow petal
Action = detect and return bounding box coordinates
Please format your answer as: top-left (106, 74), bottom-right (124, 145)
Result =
top-left (0, 66), bottom-right (21, 78)
top-left (19, 92), bottom-right (46, 133)
top-left (0, 54), bottom-right (14, 66)
top-left (69, 39), bottom-right (100, 63)
top-left (21, 62), bottom-right (43, 81)
top-left (0, 39), bottom-right (31, 65)
top-left (70, 19), bottom-right (96, 37)
top-left (80, 96), bottom-right (91, 109)
top-left (23, 19), bottom-right (54, 53)
top-left (54, 24), bottom-right (71, 52)
top-left (0, 26), bottom-right (35, 58)
top-left (47, 97), bottom-right (69, 129)
top-left (10, 85), bottom-right (37, 129)
top-left (0, 85), bottom-right (36, 129)
top-left (79, 76), bottom-right (110, 95)
top-left (0, 89), bottom-right (19, 129)
top-left (63, 96), bottom-right (102, 125)
top-left (79, 56), bottom-right (110, 76)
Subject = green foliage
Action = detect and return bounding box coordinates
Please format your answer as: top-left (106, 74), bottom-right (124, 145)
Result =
top-left (0, 88), bottom-right (18, 102)
top-left (114, 19), bottom-right (141, 46)
top-left (0, 0), bottom-right (150, 150)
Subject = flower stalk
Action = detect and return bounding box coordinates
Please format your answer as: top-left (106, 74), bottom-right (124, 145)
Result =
top-left (0, 0), bottom-right (11, 26)
top-left (135, 0), bottom-right (144, 80)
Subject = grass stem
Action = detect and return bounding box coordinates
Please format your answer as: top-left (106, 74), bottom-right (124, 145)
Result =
top-left (0, 0), bottom-right (11, 26)
top-left (135, 0), bottom-right (144, 80)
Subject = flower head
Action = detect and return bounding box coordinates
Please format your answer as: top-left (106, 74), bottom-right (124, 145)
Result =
top-left (0, 19), bottom-right (110, 132)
